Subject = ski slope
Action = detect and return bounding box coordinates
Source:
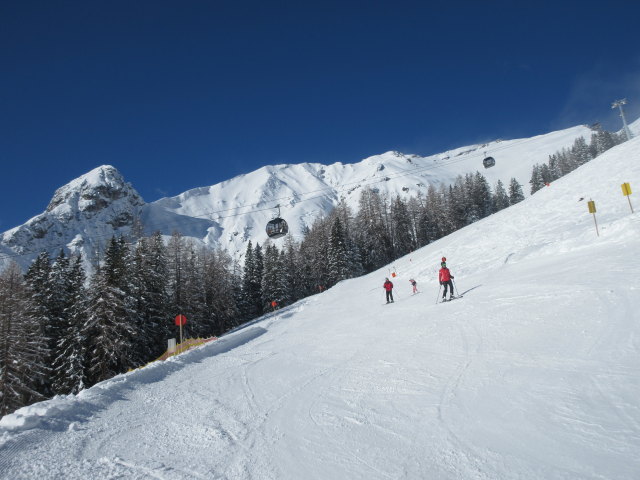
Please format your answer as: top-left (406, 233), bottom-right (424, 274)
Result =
top-left (1, 136), bottom-right (639, 479)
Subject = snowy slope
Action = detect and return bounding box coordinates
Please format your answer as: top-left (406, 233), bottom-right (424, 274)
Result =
top-left (1, 133), bottom-right (639, 479)
top-left (0, 125), bottom-right (593, 270)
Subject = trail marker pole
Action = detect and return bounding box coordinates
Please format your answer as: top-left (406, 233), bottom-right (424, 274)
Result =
top-left (175, 315), bottom-right (187, 352)
top-left (587, 200), bottom-right (599, 237)
top-left (622, 182), bottom-right (634, 213)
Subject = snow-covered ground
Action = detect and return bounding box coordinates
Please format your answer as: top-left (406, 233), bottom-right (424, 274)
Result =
top-left (1, 136), bottom-right (639, 479)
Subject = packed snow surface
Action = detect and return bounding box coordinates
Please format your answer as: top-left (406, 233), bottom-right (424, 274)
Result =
top-left (1, 137), bottom-right (640, 479)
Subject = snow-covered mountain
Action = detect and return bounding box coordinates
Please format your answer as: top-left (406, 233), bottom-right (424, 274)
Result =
top-left (0, 122), bottom-right (629, 271)
top-left (0, 166), bottom-right (144, 271)
top-left (2, 124), bottom-right (639, 479)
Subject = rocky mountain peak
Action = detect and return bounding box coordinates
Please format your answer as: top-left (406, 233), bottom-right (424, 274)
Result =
top-left (46, 165), bottom-right (144, 214)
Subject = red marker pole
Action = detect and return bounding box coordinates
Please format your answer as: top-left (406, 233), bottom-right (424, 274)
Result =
top-left (175, 315), bottom-right (187, 352)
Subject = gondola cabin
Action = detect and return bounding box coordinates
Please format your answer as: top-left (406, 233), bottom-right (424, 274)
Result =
top-left (266, 217), bottom-right (289, 239)
top-left (482, 156), bottom-right (496, 168)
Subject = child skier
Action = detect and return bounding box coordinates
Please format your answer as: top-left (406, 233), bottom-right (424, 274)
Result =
top-left (438, 262), bottom-right (455, 301)
top-left (383, 278), bottom-right (394, 303)
top-left (410, 278), bottom-right (418, 294)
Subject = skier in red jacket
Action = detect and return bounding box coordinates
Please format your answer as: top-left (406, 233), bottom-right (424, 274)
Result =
top-left (383, 278), bottom-right (394, 303)
top-left (438, 262), bottom-right (455, 301)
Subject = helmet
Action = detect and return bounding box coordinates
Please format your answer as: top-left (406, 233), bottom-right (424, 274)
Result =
top-left (442, 257), bottom-right (446, 262)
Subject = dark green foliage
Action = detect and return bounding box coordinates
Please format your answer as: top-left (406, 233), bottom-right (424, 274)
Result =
top-left (508, 178), bottom-right (525, 205)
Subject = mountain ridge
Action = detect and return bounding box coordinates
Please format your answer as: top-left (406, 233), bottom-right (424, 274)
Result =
top-left (0, 123), bottom-right (617, 270)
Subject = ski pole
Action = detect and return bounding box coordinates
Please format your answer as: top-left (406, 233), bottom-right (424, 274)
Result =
top-left (435, 284), bottom-right (441, 304)
top-left (453, 279), bottom-right (460, 297)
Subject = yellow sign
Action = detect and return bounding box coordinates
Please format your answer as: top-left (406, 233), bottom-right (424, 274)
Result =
top-left (587, 200), bottom-right (596, 213)
top-left (622, 182), bottom-right (632, 196)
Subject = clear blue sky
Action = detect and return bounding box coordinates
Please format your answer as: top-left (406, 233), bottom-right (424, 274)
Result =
top-left (2, 0), bottom-right (639, 230)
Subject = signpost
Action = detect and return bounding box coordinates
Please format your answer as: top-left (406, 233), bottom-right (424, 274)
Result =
top-left (587, 200), bottom-right (599, 237)
top-left (622, 182), bottom-right (634, 213)
top-left (175, 314), bottom-right (187, 350)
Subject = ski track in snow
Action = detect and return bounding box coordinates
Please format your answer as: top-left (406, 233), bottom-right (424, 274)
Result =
top-left (1, 136), bottom-right (640, 479)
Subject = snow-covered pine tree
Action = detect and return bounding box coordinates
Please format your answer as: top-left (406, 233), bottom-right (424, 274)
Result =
top-left (390, 195), bottom-right (415, 259)
top-left (298, 216), bottom-right (331, 294)
top-left (252, 243), bottom-right (264, 315)
top-left (571, 136), bottom-right (592, 166)
top-left (240, 241), bottom-right (257, 318)
top-left (280, 235), bottom-right (301, 303)
top-left (471, 172), bottom-right (493, 219)
top-left (446, 177), bottom-right (468, 229)
top-left (23, 251), bottom-right (53, 397)
top-left (51, 255), bottom-right (87, 395)
top-left (493, 180), bottom-right (510, 211)
top-left (132, 232), bottom-right (170, 361)
top-left (166, 231), bottom-right (186, 323)
top-left (203, 248), bottom-right (240, 335)
top-left (354, 188), bottom-right (392, 272)
top-left (261, 243), bottom-right (283, 308)
top-left (0, 262), bottom-right (48, 416)
top-left (327, 216), bottom-right (350, 286)
top-left (508, 178), bottom-right (525, 205)
top-left (529, 165), bottom-right (545, 194)
top-left (47, 250), bottom-right (74, 394)
top-left (181, 242), bottom-right (209, 338)
top-left (82, 237), bottom-right (138, 386)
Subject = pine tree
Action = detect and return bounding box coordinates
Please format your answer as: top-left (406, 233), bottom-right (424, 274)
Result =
top-left (447, 178), bottom-right (468, 229)
top-left (327, 216), bottom-right (350, 285)
top-left (471, 172), bottom-right (493, 219)
top-left (261, 244), bottom-right (283, 308)
top-left (51, 255), bottom-right (88, 395)
top-left (82, 237), bottom-right (137, 386)
top-left (493, 180), bottom-right (510, 211)
top-left (571, 136), bottom-right (592, 166)
top-left (47, 251), bottom-right (74, 394)
top-left (354, 188), bottom-right (393, 272)
top-left (203, 248), bottom-right (241, 335)
top-left (240, 241), bottom-right (257, 318)
top-left (508, 178), bottom-right (525, 205)
top-left (181, 243), bottom-right (209, 338)
top-left (0, 262), bottom-right (48, 416)
top-left (529, 165), bottom-right (545, 194)
top-left (252, 243), bottom-right (264, 315)
top-left (132, 232), bottom-right (170, 360)
top-left (23, 252), bottom-right (53, 397)
top-left (390, 195), bottom-right (415, 258)
top-left (166, 231), bottom-right (186, 320)
top-left (280, 235), bottom-right (301, 303)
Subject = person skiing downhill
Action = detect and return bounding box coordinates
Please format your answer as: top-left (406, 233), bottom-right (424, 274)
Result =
top-left (383, 278), bottom-right (394, 303)
top-left (439, 262), bottom-right (455, 301)
top-left (410, 278), bottom-right (418, 294)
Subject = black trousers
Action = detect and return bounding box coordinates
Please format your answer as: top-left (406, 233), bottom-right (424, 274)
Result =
top-left (386, 290), bottom-right (394, 302)
top-left (442, 280), bottom-right (453, 297)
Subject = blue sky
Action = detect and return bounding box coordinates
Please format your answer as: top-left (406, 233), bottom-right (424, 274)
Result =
top-left (1, 0), bottom-right (639, 230)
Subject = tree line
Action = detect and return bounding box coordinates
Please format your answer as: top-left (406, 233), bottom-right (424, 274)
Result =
top-left (0, 170), bottom-right (524, 416)
top-left (529, 128), bottom-right (624, 194)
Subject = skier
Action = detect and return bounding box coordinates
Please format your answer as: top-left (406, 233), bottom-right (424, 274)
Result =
top-left (383, 277), bottom-right (394, 303)
top-left (438, 262), bottom-right (455, 301)
top-left (410, 278), bottom-right (418, 294)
